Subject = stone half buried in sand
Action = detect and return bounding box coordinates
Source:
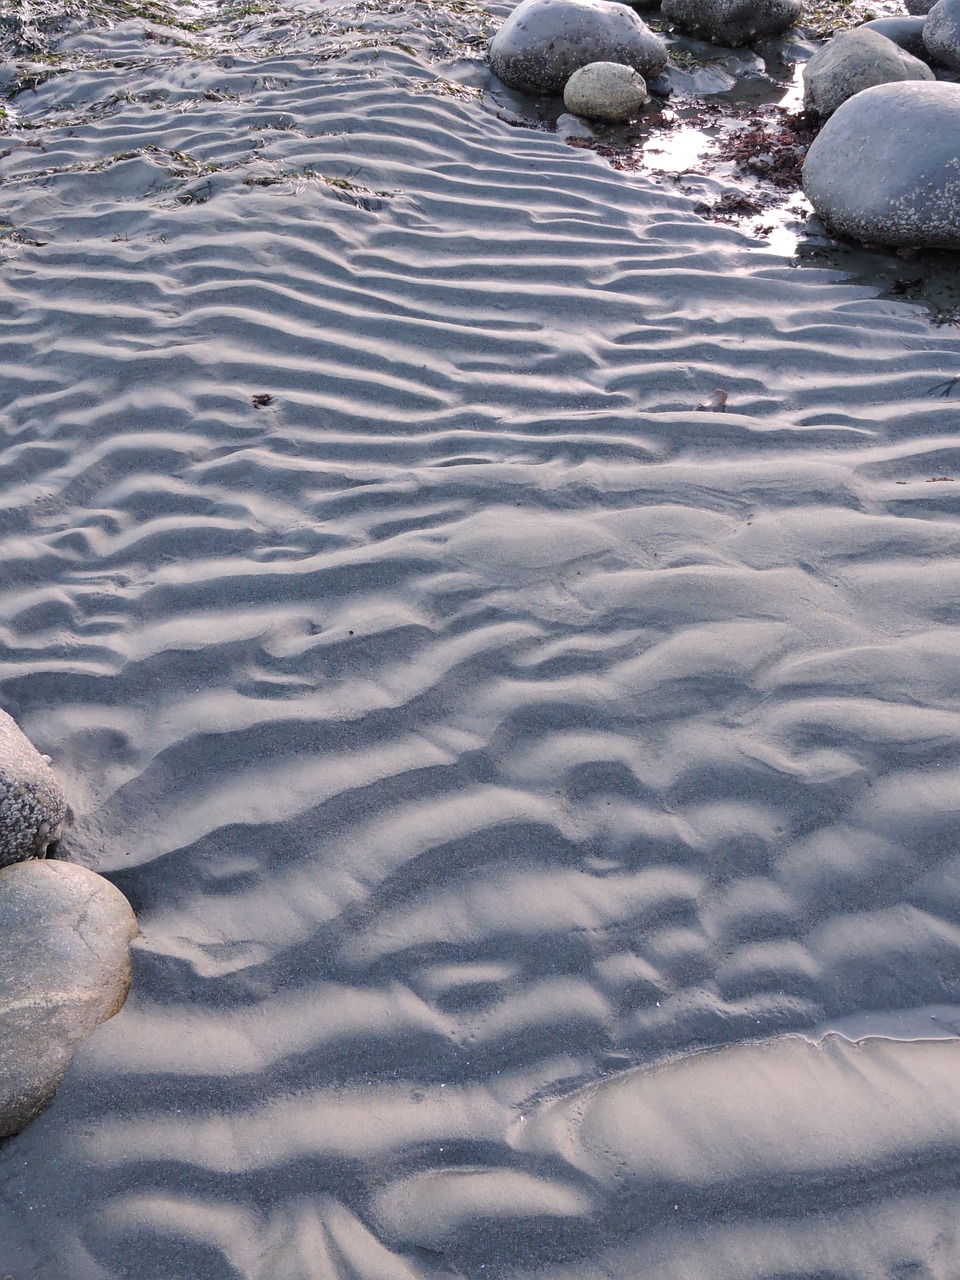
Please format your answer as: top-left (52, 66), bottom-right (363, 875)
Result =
top-left (0, 860), bottom-right (138, 1139)
top-left (802, 81), bottom-right (960, 249)
top-left (0, 707), bottom-right (68, 869)
top-left (661, 0), bottom-right (799, 47)
top-left (489, 0), bottom-right (667, 96)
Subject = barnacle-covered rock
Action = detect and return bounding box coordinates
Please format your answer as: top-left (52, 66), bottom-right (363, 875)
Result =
top-left (803, 81), bottom-right (960, 248)
top-left (0, 708), bottom-right (68, 869)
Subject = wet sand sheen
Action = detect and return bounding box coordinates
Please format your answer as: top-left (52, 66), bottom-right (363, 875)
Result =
top-left (2, 0), bottom-right (960, 1275)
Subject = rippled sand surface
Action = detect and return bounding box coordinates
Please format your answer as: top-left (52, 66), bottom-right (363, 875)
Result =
top-left (4, 1), bottom-right (960, 1275)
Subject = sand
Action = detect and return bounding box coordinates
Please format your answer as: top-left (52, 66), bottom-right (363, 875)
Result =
top-left (2, 0), bottom-right (960, 1275)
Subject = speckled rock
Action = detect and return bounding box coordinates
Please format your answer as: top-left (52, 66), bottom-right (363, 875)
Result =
top-left (489, 0), bottom-right (667, 96)
top-left (563, 61), bottom-right (650, 120)
top-left (803, 27), bottom-right (933, 119)
top-left (661, 0), bottom-right (799, 46)
top-left (0, 860), bottom-right (137, 1138)
top-left (859, 15), bottom-right (928, 58)
top-left (923, 0), bottom-right (960, 68)
top-left (802, 80), bottom-right (960, 249)
top-left (906, 0), bottom-right (935, 16)
top-left (0, 708), bottom-right (68, 869)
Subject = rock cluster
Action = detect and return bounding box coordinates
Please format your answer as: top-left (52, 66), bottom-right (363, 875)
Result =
top-left (797, 0), bottom-right (960, 247)
top-left (487, 0), bottom-right (960, 251)
top-left (0, 710), bottom-right (138, 1139)
top-left (488, 0), bottom-right (666, 96)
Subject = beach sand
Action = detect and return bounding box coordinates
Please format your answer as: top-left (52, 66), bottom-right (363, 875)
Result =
top-left (3, 0), bottom-right (960, 1275)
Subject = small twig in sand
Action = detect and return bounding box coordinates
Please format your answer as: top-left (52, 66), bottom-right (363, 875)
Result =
top-left (927, 376), bottom-right (960, 397)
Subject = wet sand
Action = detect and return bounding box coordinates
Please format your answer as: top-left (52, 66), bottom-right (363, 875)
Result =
top-left (3, 0), bottom-right (960, 1275)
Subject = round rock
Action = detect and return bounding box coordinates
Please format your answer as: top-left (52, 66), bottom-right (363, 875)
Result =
top-left (905, 0), bottom-right (934, 15)
top-left (803, 27), bottom-right (933, 119)
top-left (489, 0), bottom-right (667, 96)
top-left (0, 860), bottom-right (138, 1137)
top-left (563, 61), bottom-right (650, 120)
top-left (661, 0), bottom-right (800, 46)
top-left (923, 0), bottom-right (960, 68)
top-left (0, 708), bottom-right (68, 869)
top-left (859, 16), bottom-right (928, 58)
top-left (802, 80), bottom-right (960, 249)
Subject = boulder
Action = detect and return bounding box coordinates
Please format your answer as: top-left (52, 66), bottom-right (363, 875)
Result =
top-left (489, 0), bottom-right (667, 96)
top-left (803, 27), bottom-right (933, 118)
top-left (905, 0), bottom-right (934, 15)
top-left (923, 0), bottom-right (960, 67)
top-left (660, 0), bottom-right (799, 46)
top-left (563, 60), bottom-right (650, 120)
top-left (859, 15), bottom-right (928, 58)
top-left (0, 708), bottom-right (68, 869)
top-left (802, 80), bottom-right (960, 249)
top-left (0, 860), bottom-right (137, 1138)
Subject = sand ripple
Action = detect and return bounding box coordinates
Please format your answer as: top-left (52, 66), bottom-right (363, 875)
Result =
top-left (2, 2), bottom-right (960, 1276)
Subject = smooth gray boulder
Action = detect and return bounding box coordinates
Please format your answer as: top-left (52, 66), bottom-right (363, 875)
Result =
top-left (0, 708), bottom-right (68, 869)
top-left (660, 0), bottom-right (799, 46)
top-left (923, 0), bottom-right (960, 67)
top-left (489, 0), bottom-right (667, 96)
top-left (0, 860), bottom-right (137, 1138)
top-left (859, 15), bottom-right (928, 58)
top-left (563, 60), bottom-right (650, 119)
top-left (802, 80), bottom-right (960, 249)
top-left (803, 27), bottom-right (933, 118)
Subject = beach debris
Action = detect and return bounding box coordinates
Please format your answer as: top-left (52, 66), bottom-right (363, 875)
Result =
top-left (803, 81), bottom-right (960, 248)
top-left (661, 0), bottom-right (800, 48)
top-left (923, 0), bottom-right (960, 68)
top-left (696, 388), bottom-right (728, 410)
top-left (731, 113), bottom-right (814, 185)
top-left (695, 191), bottom-right (765, 219)
top-left (803, 27), bottom-right (933, 118)
top-left (0, 708), bottom-right (68, 870)
top-left (488, 0), bottom-right (667, 97)
top-left (252, 392), bottom-right (274, 407)
top-left (927, 375), bottom-right (960, 395)
top-left (0, 860), bottom-right (137, 1138)
top-left (563, 61), bottom-right (650, 122)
